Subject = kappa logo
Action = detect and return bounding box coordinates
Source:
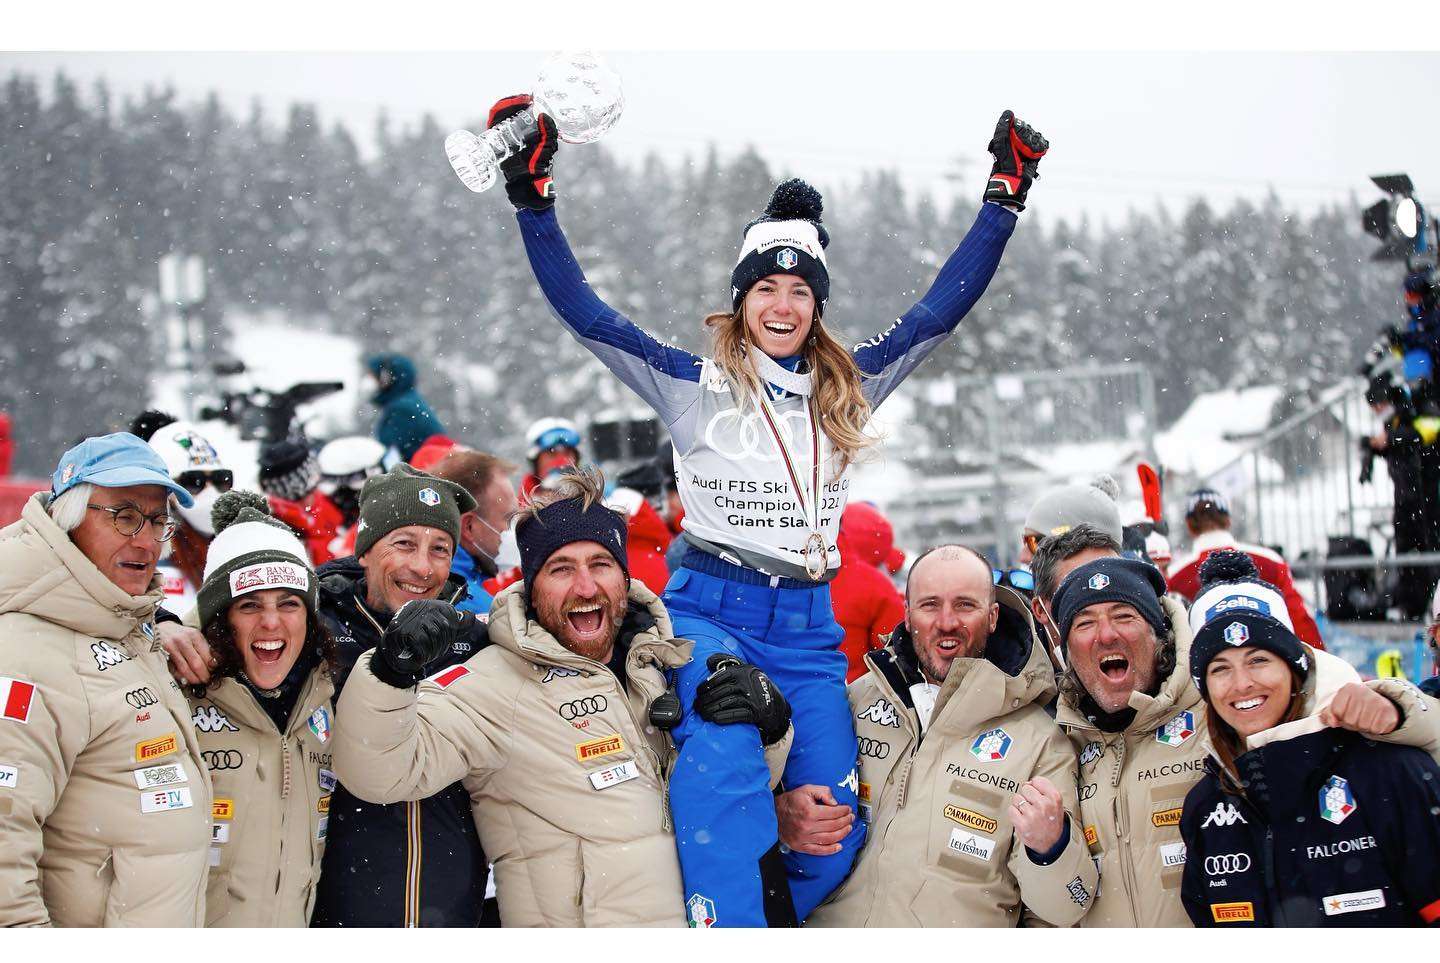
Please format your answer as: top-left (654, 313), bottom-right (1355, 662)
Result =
top-left (1155, 710), bottom-right (1196, 747)
top-left (1318, 774), bottom-right (1357, 825)
top-left (838, 768), bottom-right (859, 795)
top-left (191, 704), bottom-right (239, 733)
top-left (856, 699), bottom-right (900, 728)
top-left (1087, 573), bottom-right (1111, 590)
top-left (541, 665), bottom-right (583, 684)
top-left (418, 487), bottom-right (441, 507)
top-left (969, 727), bottom-right (1013, 762)
top-left (1223, 621), bottom-right (1250, 646)
top-left (687, 893), bottom-right (717, 928)
top-left (1200, 801), bottom-right (1248, 828)
top-left (1079, 741), bottom-right (1103, 767)
top-left (1066, 875), bottom-right (1091, 907)
top-left (91, 641), bottom-right (129, 671)
top-left (775, 247), bottom-right (799, 271)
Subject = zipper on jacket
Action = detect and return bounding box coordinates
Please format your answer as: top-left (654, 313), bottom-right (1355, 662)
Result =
top-left (1111, 789), bottom-right (1141, 927)
top-left (1262, 826), bottom-right (1282, 927)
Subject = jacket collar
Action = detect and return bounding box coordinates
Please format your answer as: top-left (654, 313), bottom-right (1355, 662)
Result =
top-left (1239, 644), bottom-right (1358, 751)
top-left (0, 493), bottom-right (162, 641)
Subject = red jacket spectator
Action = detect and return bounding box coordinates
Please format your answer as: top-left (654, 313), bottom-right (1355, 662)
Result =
top-left (0, 412), bottom-right (12, 478)
top-left (603, 488), bottom-right (673, 596)
top-left (408, 434), bottom-right (461, 472)
top-left (1167, 529), bottom-right (1324, 648)
top-left (268, 490), bottom-right (345, 567)
top-left (832, 502), bottom-right (906, 683)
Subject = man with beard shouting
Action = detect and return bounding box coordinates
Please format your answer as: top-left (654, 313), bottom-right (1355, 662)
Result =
top-left (332, 467), bottom-right (792, 926)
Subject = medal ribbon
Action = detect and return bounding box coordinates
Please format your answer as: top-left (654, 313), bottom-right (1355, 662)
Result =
top-left (754, 382), bottom-right (822, 543)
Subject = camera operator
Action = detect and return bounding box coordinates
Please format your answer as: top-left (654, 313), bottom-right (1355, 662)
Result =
top-left (1361, 375), bottom-right (1440, 619)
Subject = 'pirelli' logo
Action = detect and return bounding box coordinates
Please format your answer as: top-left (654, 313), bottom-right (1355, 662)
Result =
top-left (943, 804), bottom-right (998, 835)
top-left (858, 781), bottom-right (871, 804)
top-left (135, 733), bottom-right (178, 762)
top-left (1084, 824), bottom-right (1099, 848)
top-left (1211, 901), bottom-right (1254, 923)
top-left (575, 734), bottom-right (624, 761)
top-left (212, 798), bottom-right (234, 820)
top-left (1151, 806), bottom-right (1183, 828)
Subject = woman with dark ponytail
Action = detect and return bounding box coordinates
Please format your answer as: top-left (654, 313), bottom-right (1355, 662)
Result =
top-left (487, 92), bottom-right (1048, 925)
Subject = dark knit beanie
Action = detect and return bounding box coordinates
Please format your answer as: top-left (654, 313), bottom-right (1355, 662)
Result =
top-left (259, 440), bottom-right (320, 502)
top-left (731, 179), bottom-right (831, 316)
top-left (1189, 610), bottom-right (1310, 699)
top-left (1052, 556), bottom-right (1168, 648)
top-left (355, 463), bottom-right (477, 559)
top-left (517, 494), bottom-right (629, 589)
top-left (197, 490), bottom-right (318, 628)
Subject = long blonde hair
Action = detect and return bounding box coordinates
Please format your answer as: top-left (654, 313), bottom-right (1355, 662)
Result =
top-left (704, 307), bottom-right (875, 475)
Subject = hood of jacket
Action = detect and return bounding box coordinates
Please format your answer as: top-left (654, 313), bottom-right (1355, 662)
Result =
top-left (486, 577), bottom-right (682, 672)
top-left (1056, 594), bottom-right (1201, 734)
top-left (366, 352), bottom-right (417, 404)
top-left (868, 585), bottom-right (1054, 723)
top-left (837, 502), bottom-right (894, 569)
top-left (0, 492), bottom-right (162, 639)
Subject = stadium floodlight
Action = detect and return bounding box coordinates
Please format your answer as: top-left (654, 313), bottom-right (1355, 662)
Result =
top-left (1363, 173), bottom-right (1429, 262)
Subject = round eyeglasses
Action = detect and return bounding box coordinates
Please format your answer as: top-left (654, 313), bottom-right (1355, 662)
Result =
top-left (87, 504), bottom-right (177, 542)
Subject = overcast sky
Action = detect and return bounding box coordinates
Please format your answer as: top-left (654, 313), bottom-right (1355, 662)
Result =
top-left (7, 5), bottom-right (1440, 228)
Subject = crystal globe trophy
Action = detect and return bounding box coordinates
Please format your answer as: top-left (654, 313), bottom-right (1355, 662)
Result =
top-left (445, 51), bottom-right (625, 193)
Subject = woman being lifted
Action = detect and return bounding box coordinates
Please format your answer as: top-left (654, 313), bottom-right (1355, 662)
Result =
top-left (486, 93), bottom-right (1047, 927)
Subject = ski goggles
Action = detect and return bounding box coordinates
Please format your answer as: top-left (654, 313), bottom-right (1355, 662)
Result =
top-left (174, 470), bottom-right (234, 496)
top-left (994, 568), bottom-right (1035, 594)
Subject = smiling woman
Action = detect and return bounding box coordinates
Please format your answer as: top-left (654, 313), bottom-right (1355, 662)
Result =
top-left (187, 489), bottom-right (338, 927)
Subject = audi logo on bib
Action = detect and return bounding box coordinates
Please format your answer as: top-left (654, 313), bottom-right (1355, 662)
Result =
top-left (559, 696), bottom-right (608, 720)
top-left (203, 749), bottom-right (243, 771)
top-left (1205, 853), bottom-right (1252, 876)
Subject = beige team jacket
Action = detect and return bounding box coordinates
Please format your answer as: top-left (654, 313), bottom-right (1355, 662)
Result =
top-left (333, 580), bottom-right (693, 927)
top-left (1056, 595), bottom-right (1440, 927)
top-left (189, 666), bottom-right (335, 927)
top-left (0, 494), bottom-right (212, 926)
top-left (809, 588), bottom-right (1097, 927)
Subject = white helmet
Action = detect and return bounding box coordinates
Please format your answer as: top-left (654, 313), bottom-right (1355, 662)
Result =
top-left (317, 436), bottom-right (387, 479)
top-left (525, 417), bottom-right (582, 461)
top-left (147, 422), bottom-right (230, 537)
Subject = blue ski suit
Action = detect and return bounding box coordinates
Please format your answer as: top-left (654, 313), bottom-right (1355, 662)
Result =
top-left (514, 201), bottom-right (1017, 925)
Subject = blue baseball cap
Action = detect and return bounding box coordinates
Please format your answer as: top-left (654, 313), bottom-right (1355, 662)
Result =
top-left (52, 433), bottom-right (196, 508)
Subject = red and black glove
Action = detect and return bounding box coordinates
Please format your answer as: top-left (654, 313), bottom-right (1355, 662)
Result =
top-left (487, 94), bottom-right (558, 212)
top-left (984, 110), bottom-right (1049, 212)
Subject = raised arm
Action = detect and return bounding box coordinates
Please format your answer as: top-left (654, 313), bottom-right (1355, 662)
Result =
top-left (857, 111), bottom-right (1047, 407)
top-left (489, 95), bottom-right (704, 431)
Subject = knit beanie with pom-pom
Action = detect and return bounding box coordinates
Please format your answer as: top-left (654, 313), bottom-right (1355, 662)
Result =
top-left (196, 489), bottom-right (317, 628)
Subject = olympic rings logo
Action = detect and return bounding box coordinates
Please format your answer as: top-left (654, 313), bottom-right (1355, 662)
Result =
top-left (559, 696), bottom-right (608, 721)
top-left (857, 737), bottom-right (890, 759)
top-left (125, 687), bottom-right (159, 709)
top-left (1205, 853), bottom-right (1251, 876)
top-left (202, 749), bottom-right (244, 771)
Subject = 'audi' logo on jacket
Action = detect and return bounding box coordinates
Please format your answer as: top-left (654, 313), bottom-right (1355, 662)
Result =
top-left (1205, 853), bottom-right (1252, 876)
top-left (857, 737), bottom-right (890, 759)
top-left (203, 749), bottom-right (244, 771)
top-left (125, 687), bottom-right (158, 709)
top-left (559, 696), bottom-right (608, 720)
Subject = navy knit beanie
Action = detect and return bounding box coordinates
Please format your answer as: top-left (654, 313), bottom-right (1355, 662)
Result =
top-left (517, 494), bottom-right (629, 589)
top-left (1052, 556), bottom-right (1168, 648)
top-left (1189, 610), bottom-right (1310, 698)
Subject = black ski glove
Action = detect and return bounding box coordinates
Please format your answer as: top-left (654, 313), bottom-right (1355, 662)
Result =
top-left (694, 654), bottom-right (791, 747)
top-left (487, 93), bottom-right (558, 212)
top-left (984, 110), bottom-right (1049, 212)
top-left (372, 598), bottom-right (460, 688)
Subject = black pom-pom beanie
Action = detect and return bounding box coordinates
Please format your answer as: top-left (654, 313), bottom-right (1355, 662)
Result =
top-left (731, 178), bottom-right (831, 315)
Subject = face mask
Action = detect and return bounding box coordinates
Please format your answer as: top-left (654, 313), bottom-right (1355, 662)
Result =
top-left (474, 515), bottom-right (522, 570)
top-left (177, 486), bottom-right (220, 537)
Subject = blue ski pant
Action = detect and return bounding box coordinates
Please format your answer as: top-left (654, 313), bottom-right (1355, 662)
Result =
top-left (663, 561), bottom-right (866, 927)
